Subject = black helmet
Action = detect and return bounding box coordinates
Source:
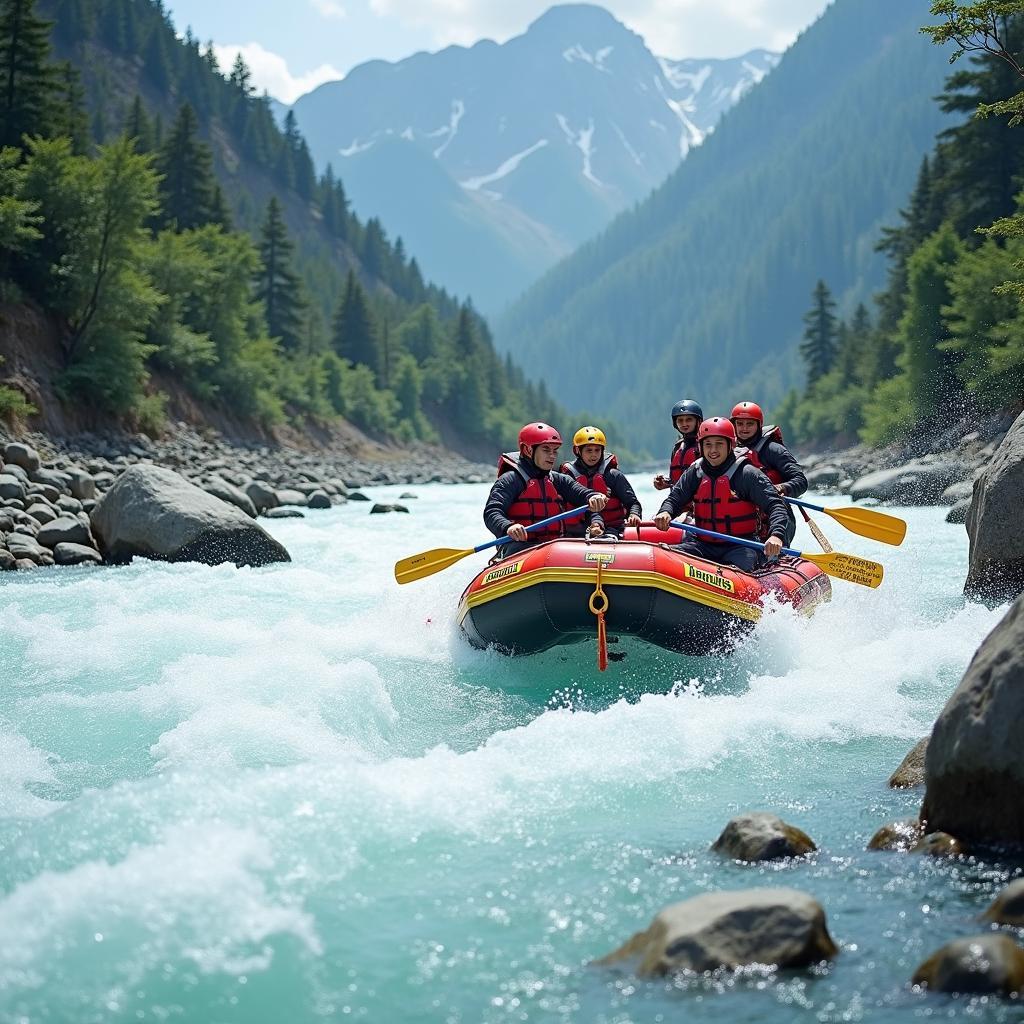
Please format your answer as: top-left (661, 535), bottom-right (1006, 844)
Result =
top-left (671, 399), bottom-right (703, 427)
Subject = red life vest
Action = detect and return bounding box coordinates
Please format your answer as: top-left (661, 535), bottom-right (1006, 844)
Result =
top-left (560, 453), bottom-right (624, 532)
top-left (691, 456), bottom-right (759, 542)
top-left (497, 452), bottom-right (565, 540)
top-left (738, 424), bottom-right (785, 485)
top-left (669, 437), bottom-right (700, 484)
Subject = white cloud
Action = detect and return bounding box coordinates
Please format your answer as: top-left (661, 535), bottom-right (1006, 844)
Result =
top-left (367, 0), bottom-right (831, 59)
top-left (311, 0), bottom-right (347, 18)
top-left (213, 42), bottom-right (343, 103)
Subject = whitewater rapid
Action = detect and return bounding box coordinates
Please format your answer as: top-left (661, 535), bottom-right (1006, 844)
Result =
top-left (0, 483), bottom-right (1011, 1023)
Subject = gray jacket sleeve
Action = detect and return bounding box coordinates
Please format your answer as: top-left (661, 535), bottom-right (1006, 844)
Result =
top-left (761, 441), bottom-right (807, 498)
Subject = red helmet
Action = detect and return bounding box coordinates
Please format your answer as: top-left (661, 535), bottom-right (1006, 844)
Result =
top-left (730, 401), bottom-right (764, 425)
top-left (518, 422), bottom-right (562, 451)
top-left (697, 417), bottom-right (737, 444)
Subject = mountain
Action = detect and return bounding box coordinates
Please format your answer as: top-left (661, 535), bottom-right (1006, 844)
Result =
top-left (291, 4), bottom-right (777, 311)
top-left (494, 0), bottom-right (953, 453)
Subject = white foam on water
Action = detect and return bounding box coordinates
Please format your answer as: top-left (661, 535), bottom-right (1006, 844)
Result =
top-left (0, 728), bottom-right (63, 819)
top-left (0, 824), bottom-right (321, 995)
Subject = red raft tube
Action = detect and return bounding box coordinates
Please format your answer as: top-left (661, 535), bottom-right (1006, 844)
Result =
top-left (457, 525), bottom-right (831, 657)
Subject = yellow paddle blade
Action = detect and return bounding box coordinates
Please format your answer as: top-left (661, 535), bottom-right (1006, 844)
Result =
top-left (802, 551), bottom-right (884, 589)
top-left (824, 506), bottom-right (907, 546)
top-left (394, 546), bottom-right (473, 585)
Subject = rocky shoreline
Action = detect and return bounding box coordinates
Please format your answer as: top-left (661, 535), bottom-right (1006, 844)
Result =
top-left (0, 422), bottom-right (490, 572)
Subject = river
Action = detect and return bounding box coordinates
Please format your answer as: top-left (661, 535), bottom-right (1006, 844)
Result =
top-left (0, 482), bottom-right (1012, 1023)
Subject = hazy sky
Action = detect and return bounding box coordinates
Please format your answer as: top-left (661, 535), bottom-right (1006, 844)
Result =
top-left (165, 0), bottom-right (833, 103)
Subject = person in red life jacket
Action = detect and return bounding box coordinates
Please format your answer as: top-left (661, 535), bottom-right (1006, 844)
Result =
top-left (653, 417), bottom-right (788, 572)
top-left (653, 399), bottom-right (703, 490)
top-left (730, 401), bottom-right (807, 546)
top-left (484, 422), bottom-right (608, 557)
top-left (559, 425), bottom-right (642, 538)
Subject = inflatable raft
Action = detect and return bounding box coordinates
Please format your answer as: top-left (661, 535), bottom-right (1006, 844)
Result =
top-left (457, 525), bottom-right (831, 657)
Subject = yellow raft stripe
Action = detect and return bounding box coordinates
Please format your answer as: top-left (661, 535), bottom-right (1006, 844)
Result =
top-left (458, 566), bottom-right (762, 625)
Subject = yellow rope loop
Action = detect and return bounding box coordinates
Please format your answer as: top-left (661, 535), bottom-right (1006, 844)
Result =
top-left (588, 557), bottom-right (609, 614)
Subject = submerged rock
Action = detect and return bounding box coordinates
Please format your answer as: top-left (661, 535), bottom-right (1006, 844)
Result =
top-left (965, 410), bottom-right (1024, 601)
top-left (370, 503), bottom-right (410, 514)
top-left (913, 934), bottom-right (1024, 996)
top-left (598, 888), bottom-right (837, 976)
top-left (912, 831), bottom-right (968, 858)
top-left (849, 460), bottom-right (964, 505)
top-left (711, 812), bottom-right (817, 861)
top-left (982, 879), bottom-right (1024, 926)
top-left (306, 490), bottom-right (331, 509)
top-left (922, 592), bottom-right (1024, 846)
top-left (91, 465), bottom-right (290, 568)
top-left (867, 818), bottom-right (925, 852)
top-left (889, 738), bottom-right (928, 788)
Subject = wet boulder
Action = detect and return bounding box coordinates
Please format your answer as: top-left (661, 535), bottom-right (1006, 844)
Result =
top-left (244, 479), bottom-right (278, 514)
top-left (849, 460), bottom-right (964, 505)
top-left (53, 542), bottom-right (103, 566)
top-left (867, 818), bottom-right (925, 852)
top-left (598, 888), bottom-right (838, 976)
top-left (91, 465), bottom-right (290, 568)
top-left (913, 934), bottom-right (1024, 996)
top-left (263, 507), bottom-right (304, 519)
top-left (921, 592), bottom-right (1024, 846)
top-left (0, 473), bottom-right (26, 501)
top-left (275, 488), bottom-right (307, 507)
top-left (306, 490), bottom-right (331, 509)
top-left (370, 503), bottom-right (410, 515)
top-left (965, 410), bottom-right (1024, 601)
top-left (202, 477), bottom-right (258, 518)
top-left (912, 831), bottom-right (968, 858)
top-left (889, 738), bottom-right (928, 788)
top-left (67, 467), bottom-right (96, 501)
top-left (37, 515), bottom-right (93, 549)
top-left (982, 879), bottom-right (1024, 926)
top-left (946, 499), bottom-right (971, 525)
top-left (711, 812), bottom-right (817, 861)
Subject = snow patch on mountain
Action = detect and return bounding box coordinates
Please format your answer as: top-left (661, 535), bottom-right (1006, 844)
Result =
top-left (562, 43), bottom-right (614, 72)
top-left (339, 137), bottom-right (374, 157)
top-left (556, 114), bottom-right (602, 186)
top-left (658, 58), bottom-right (711, 94)
top-left (612, 122), bottom-right (644, 168)
top-left (460, 139), bottom-right (550, 192)
top-left (432, 99), bottom-right (465, 158)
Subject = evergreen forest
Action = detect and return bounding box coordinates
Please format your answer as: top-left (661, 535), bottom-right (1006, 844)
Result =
top-left (0, 0), bottom-right (561, 453)
top-left (781, 3), bottom-right (1024, 446)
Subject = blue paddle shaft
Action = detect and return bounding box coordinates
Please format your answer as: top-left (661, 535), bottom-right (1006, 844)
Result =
top-left (670, 520), bottom-right (801, 558)
top-left (473, 506), bottom-right (589, 554)
top-left (784, 496), bottom-right (824, 514)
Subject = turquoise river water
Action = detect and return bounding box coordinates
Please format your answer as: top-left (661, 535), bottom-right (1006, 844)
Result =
top-left (0, 482), bottom-right (1016, 1023)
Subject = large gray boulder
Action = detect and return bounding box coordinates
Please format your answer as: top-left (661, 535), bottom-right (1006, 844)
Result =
top-left (964, 410), bottom-right (1024, 601)
top-left (3, 441), bottom-right (40, 472)
top-left (37, 515), bottom-right (93, 549)
top-left (0, 473), bottom-right (25, 501)
top-left (913, 934), bottom-right (1024, 996)
top-left (711, 812), bottom-right (817, 861)
top-left (849, 460), bottom-right (964, 505)
top-left (598, 888), bottom-right (837, 976)
top-left (921, 592), bottom-right (1024, 845)
top-left (90, 465), bottom-right (290, 568)
top-left (244, 479), bottom-right (278, 514)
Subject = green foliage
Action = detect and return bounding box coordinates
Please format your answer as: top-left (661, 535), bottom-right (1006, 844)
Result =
top-left (800, 280), bottom-right (838, 384)
top-left (0, 145), bottom-right (41, 271)
top-left (0, 0), bottom-right (59, 148)
top-left (255, 196), bottom-right (305, 352)
top-left (155, 103), bottom-right (224, 231)
top-left (0, 383), bottom-right (36, 419)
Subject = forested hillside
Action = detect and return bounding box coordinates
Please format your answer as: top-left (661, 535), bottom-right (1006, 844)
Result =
top-left (495, 0), bottom-right (950, 454)
top-left (781, 5), bottom-right (1024, 446)
top-left (0, 0), bottom-right (560, 456)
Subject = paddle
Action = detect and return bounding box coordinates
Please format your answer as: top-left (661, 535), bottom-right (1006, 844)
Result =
top-left (394, 506), bottom-right (589, 585)
top-left (785, 496), bottom-right (906, 547)
top-left (797, 504), bottom-right (833, 553)
top-left (668, 520), bottom-right (884, 588)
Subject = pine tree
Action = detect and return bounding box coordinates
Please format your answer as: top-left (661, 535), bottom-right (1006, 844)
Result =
top-left (54, 60), bottom-right (88, 154)
top-left (331, 269), bottom-right (380, 373)
top-left (0, 0), bottom-right (59, 149)
top-left (256, 196), bottom-right (305, 351)
top-left (155, 103), bottom-right (218, 231)
top-left (142, 21), bottom-right (172, 94)
top-left (123, 94), bottom-right (154, 153)
top-left (800, 280), bottom-right (838, 386)
top-left (361, 217), bottom-right (386, 279)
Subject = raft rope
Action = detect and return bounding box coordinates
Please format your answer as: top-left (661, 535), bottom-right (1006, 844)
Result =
top-left (798, 505), bottom-right (833, 552)
top-left (589, 557), bottom-right (610, 672)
